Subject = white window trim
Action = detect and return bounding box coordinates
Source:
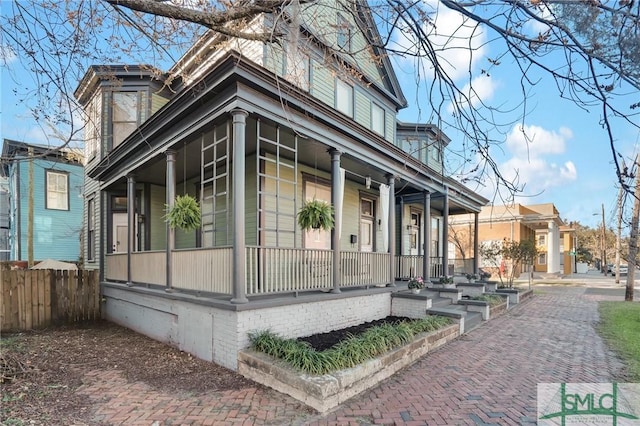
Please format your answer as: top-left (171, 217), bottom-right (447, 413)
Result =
top-left (371, 103), bottom-right (385, 136)
top-left (46, 170), bottom-right (69, 211)
top-left (335, 79), bottom-right (353, 117)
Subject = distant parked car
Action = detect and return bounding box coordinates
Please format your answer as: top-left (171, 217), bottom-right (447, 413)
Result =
top-left (606, 264), bottom-right (628, 275)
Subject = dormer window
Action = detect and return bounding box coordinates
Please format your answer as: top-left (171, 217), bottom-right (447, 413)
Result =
top-left (112, 92), bottom-right (140, 149)
top-left (337, 14), bottom-right (351, 51)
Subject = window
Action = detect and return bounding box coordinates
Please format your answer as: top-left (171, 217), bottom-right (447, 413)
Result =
top-left (538, 234), bottom-right (546, 246)
top-left (46, 170), bottom-right (68, 210)
top-left (337, 14), bottom-right (351, 51)
top-left (87, 198), bottom-right (95, 261)
top-left (85, 93), bottom-right (101, 160)
top-left (429, 142), bottom-right (442, 163)
top-left (336, 79), bottom-right (353, 117)
top-left (538, 253), bottom-right (547, 265)
top-left (371, 103), bottom-right (385, 136)
top-left (112, 92), bottom-right (139, 148)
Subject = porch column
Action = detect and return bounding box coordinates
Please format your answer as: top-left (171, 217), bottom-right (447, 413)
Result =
top-left (442, 187), bottom-right (449, 277)
top-left (231, 109), bottom-right (249, 304)
top-left (473, 212), bottom-right (480, 274)
top-left (387, 174), bottom-right (396, 286)
top-left (126, 173), bottom-right (136, 286)
top-left (165, 150), bottom-right (176, 291)
top-left (423, 190), bottom-right (431, 283)
top-left (547, 220), bottom-right (560, 274)
top-left (399, 196), bottom-right (404, 255)
top-left (330, 148), bottom-right (342, 294)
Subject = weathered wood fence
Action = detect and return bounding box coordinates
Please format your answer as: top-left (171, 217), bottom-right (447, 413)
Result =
top-left (1, 269), bottom-right (100, 332)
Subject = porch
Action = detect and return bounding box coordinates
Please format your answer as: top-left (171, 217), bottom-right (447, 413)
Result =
top-left (105, 248), bottom-right (474, 297)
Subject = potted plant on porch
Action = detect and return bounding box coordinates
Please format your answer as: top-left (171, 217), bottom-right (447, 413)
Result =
top-left (297, 199), bottom-right (334, 231)
top-left (164, 194), bottom-right (202, 231)
top-left (408, 276), bottom-right (424, 294)
top-left (439, 275), bottom-right (455, 288)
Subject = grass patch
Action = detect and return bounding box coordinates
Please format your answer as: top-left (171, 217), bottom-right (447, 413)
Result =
top-left (598, 301), bottom-right (640, 381)
top-left (470, 294), bottom-right (505, 306)
top-left (249, 316), bottom-right (453, 375)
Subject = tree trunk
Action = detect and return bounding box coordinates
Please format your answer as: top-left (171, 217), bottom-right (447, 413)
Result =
top-left (625, 156), bottom-right (639, 301)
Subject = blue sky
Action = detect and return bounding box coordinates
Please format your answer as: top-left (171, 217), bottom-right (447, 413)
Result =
top-left (2, 0), bottom-right (638, 231)
top-left (392, 1), bottom-right (640, 230)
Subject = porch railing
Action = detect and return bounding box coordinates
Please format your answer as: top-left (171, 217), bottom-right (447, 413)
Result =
top-left (172, 247), bottom-right (233, 294)
top-left (340, 251), bottom-right (390, 287)
top-left (246, 246), bottom-right (333, 295)
top-left (132, 251), bottom-right (165, 286)
top-left (105, 253), bottom-right (127, 282)
top-left (395, 255), bottom-right (476, 279)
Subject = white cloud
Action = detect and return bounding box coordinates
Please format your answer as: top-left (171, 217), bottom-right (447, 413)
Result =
top-left (499, 124), bottom-right (577, 196)
top-left (448, 74), bottom-right (498, 113)
top-left (392, 0), bottom-right (488, 82)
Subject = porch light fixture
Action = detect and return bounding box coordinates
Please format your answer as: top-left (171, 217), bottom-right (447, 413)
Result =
top-left (365, 175), bottom-right (371, 189)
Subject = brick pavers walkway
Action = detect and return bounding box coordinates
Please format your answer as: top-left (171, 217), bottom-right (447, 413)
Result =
top-left (78, 285), bottom-right (628, 425)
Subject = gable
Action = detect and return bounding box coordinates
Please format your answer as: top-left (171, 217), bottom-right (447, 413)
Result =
top-left (296, 0), bottom-right (406, 108)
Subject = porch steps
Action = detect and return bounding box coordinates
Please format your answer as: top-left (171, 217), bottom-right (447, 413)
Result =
top-left (425, 305), bottom-right (483, 334)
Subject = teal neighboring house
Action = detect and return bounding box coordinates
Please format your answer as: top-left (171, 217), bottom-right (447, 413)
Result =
top-left (1, 139), bottom-right (84, 263)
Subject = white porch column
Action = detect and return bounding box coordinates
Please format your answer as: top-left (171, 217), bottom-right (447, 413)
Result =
top-left (231, 109), bottom-right (249, 304)
top-left (126, 173), bottom-right (136, 286)
top-left (442, 187), bottom-right (449, 277)
top-left (547, 220), bottom-right (560, 273)
top-left (330, 149), bottom-right (342, 294)
top-left (423, 190), bottom-right (431, 283)
top-left (165, 150), bottom-right (176, 291)
top-left (473, 212), bottom-right (479, 275)
top-left (387, 174), bottom-right (396, 286)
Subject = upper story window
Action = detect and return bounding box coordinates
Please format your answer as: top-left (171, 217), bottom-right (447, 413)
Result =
top-left (538, 234), bottom-right (546, 246)
top-left (337, 14), bottom-right (351, 51)
top-left (371, 103), bottom-right (385, 136)
top-left (85, 93), bottom-right (101, 161)
top-left (112, 92), bottom-right (140, 149)
top-left (46, 170), bottom-right (69, 210)
top-left (429, 142), bottom-right (442, 164)
top-left (336, 79), bottom-right (353, 117)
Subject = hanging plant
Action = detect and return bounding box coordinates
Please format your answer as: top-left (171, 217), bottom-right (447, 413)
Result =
top-left (297, 199), bottom-right (334, 231)
top-left (164, 194), bottom-right (201, 231)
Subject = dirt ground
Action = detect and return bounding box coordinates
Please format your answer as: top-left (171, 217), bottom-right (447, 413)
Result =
top-left (0, 321), bottom-right (258, 425)
top-left (0, 317), bottom-right (411, 425)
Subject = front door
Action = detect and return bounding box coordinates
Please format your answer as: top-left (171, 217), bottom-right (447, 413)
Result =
top-left (112, 212), bottom-right (138, 252)
top-left (113, 213), bottom-right (128, 253)
top-left (409, 211), bottom-right (421, 256)
top-left (360, 198), bottom-right (374, 252)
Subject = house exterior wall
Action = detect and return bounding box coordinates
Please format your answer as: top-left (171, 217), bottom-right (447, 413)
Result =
top-left (102, 284), bottom-right (391, 370)
top-left (9, 157), bottom-right (83, 262)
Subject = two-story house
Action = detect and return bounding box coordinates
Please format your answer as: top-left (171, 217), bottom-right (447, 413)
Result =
top-left (0, 140), bottom-right (84, 264)
top-left (449, 203), bottom-right (577, 278)
top-left (75, 0), bottom-right (488, 370)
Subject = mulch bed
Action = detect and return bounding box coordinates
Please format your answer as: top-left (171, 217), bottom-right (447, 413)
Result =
top-left (0, 316), bottom-right (411, 425)
top-left (0, 321), bottom-right (257, 425)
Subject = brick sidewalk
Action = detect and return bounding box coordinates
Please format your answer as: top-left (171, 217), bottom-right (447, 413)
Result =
top-left (78, 286), bottom-right (627, 425)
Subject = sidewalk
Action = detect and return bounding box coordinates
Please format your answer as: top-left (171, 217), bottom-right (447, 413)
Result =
top-left (76, 282), bottom-right (630, 425)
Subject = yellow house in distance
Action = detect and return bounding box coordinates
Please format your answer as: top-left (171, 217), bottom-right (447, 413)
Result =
top-left (449, 203), bottom-right (577, 278)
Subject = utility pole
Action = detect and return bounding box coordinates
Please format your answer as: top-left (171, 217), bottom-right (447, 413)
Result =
top-left (27, 147), bottom-right (34, 267)
top-left (601, 203), bottom-right (606, 276)
top-left (615, 187), bottom-right (623, 283)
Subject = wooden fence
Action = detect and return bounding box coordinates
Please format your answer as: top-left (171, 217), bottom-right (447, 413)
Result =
top-left (1, 269), bottom-right (100, 332)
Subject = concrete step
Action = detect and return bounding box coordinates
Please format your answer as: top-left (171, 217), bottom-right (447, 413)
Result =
top-left (464, 311), bottom-right (483, 332)
top-left (430, 296), bottom-right (453, 308)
